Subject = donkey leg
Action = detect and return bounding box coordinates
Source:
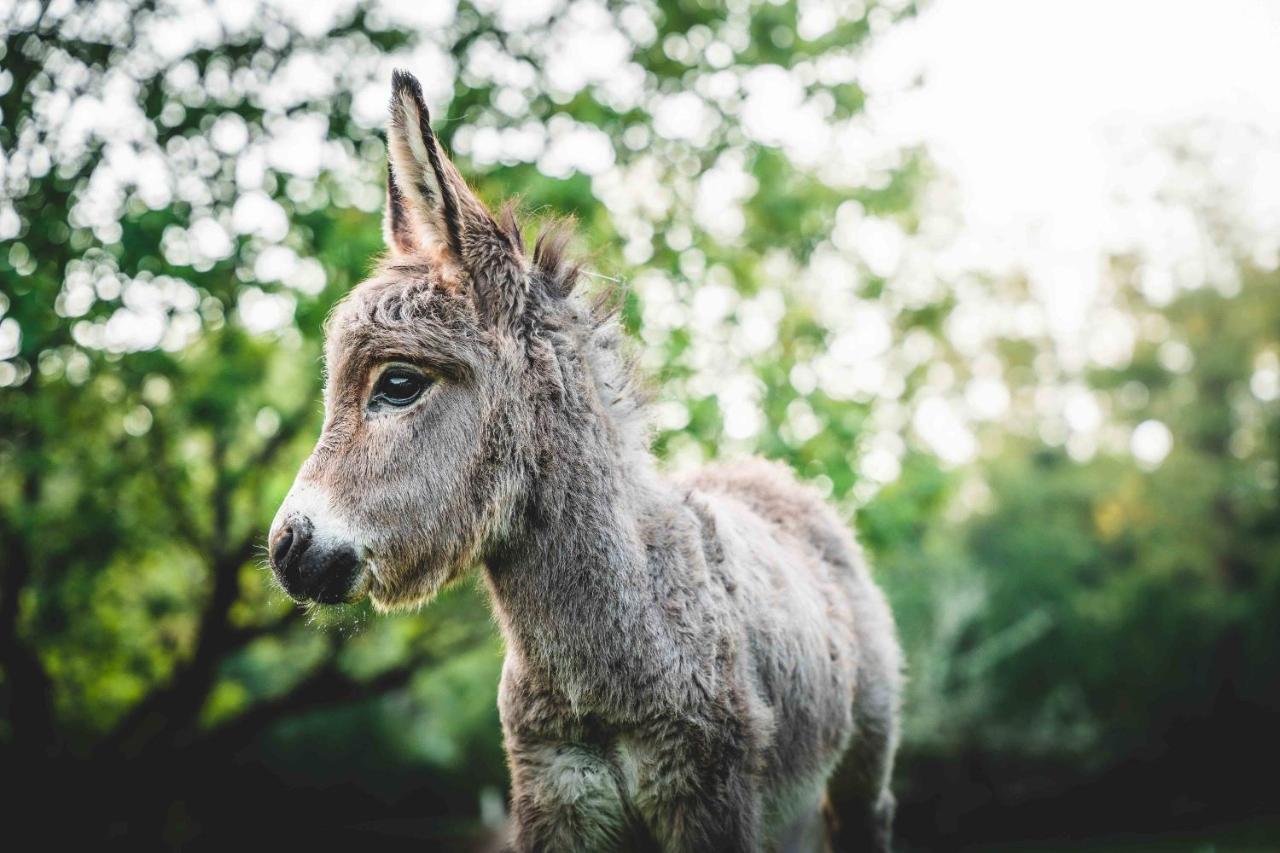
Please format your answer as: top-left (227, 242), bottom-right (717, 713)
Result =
top-left (832, 718), bottom-right (897, 853)
top-left (834, 596), bottom-right (902, 853)
top-left (775, 792), bottom-right (834, 853)
top-left (507, 741), bottom-right (633, 853)
top-left (649, 791), bottom-right (763, 852)
top-left (638, 756), bottom-right (763, 853)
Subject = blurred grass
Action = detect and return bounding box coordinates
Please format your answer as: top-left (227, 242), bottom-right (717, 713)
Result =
top-left (971, 818), bottom-right (1280, 853)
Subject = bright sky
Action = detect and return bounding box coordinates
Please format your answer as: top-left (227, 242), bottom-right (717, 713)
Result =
top-left (868, 0), bottom-right (1280, 339)
top-left (841, 0), bottom-right (1280, 470)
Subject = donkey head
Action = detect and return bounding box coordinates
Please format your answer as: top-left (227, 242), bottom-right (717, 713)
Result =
top-left (268, 70), bottom-right (588, 611)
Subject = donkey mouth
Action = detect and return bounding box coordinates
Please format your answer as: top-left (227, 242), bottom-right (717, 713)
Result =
top-left (292, 545), bottom-right (364, 604)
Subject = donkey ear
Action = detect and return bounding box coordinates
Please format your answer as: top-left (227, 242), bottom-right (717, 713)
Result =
top-left (385, 70), bottom-right (528, 328)
top-left (387, 69), bottom-right (468, 256)
top-left (385, 70), bottom-right (499, 257)
top-left (384, 163), bottom-right (419, 256)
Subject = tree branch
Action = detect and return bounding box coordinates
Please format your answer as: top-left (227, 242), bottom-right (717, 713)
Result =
top-left (194, 659), bottom-right (418, 754)
top-left (146, 416), bottom-right (207, 552)
top-left (102, 431), bottom-right (248, 756)
top-left (102, 392), bottom-right (314, 756)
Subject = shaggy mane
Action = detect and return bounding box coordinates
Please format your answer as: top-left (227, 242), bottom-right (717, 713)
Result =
top-left (528, 215), bottom-right (652, 458)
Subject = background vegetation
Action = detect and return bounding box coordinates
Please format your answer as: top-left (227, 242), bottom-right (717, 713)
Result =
top-left (2, 0), bottom-right (1277, 848)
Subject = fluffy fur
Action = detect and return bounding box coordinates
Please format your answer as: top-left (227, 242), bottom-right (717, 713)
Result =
top-left (272, 70), bottom-right (903, 852)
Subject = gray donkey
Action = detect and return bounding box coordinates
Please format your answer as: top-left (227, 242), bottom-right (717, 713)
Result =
top-left (268, 70), bottom-right (902, 852)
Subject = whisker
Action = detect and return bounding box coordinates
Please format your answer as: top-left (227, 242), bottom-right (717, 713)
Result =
top-left (581, 269), bottom-right (627, 285)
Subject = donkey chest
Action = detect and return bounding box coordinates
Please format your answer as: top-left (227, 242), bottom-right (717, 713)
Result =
top-left (499, 660), bottom-right (718, 807)
top-left (508, 717), bottom-right (711, 837)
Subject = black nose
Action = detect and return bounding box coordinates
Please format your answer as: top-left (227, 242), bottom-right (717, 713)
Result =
top-left (270, 516), bottom-right (312, 577)
top-left (268, 516), bottom-right (361, 604)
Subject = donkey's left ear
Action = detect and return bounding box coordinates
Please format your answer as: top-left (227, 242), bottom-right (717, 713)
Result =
top-left (386, 70), bottom-right (527, 329)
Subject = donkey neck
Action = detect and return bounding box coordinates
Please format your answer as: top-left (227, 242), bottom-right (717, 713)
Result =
top-left (482, 426), bottom-right (691, 713)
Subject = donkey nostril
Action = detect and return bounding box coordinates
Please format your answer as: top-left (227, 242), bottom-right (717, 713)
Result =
top-left (271, 526), bottom-right (295, 569)
top-left (270, 516), bottom-right (313, 584)
top-left (267, 515), bottom-right (319, 601)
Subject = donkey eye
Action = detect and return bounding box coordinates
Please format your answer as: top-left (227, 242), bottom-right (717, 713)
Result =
top-left (371, 368), bottom-right (430, 407)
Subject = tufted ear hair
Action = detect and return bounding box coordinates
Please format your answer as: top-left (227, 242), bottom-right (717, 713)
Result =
top-left (385, 70), bottom-right (529, 332)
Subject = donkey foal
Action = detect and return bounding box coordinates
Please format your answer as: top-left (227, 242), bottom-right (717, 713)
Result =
top-left (269, 70), bottom-right (902, 852)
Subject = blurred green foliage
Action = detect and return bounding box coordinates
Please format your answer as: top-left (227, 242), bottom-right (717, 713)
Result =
top-left (1, 0), bottom-right (1277, 847)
